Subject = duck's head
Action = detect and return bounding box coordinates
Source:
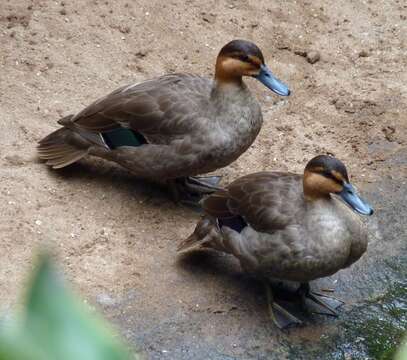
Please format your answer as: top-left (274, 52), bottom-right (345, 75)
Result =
top-left (215, 39), bottom-right (290, 96)
top-left (303, 155), bottom-right (373, 215)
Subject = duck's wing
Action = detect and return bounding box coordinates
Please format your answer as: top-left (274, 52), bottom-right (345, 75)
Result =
top-left (65, 74), bottom-right (212, 135)
top-left (203, 172), bottom-right (303, 233)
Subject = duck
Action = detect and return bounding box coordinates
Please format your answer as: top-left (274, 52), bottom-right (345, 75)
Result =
top-left (37, 40), bottom-right (290, 202)
top-left (178, 155), bottom-right (374, 328)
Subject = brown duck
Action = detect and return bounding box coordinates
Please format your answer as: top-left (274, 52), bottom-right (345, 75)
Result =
top-left (179, 155), bottom-right (373, 327)
top-left (37, 40), bottom-right (290, 201)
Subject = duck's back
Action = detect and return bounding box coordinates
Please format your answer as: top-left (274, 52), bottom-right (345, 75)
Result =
top-left (198, 171), bottom-right (303, 234)
top-left (190, 172), bottom-right (368, 282)
top-left (39, 72), bottom-right (263, 178)
top-left (70, 73), bottom-right (214, 140)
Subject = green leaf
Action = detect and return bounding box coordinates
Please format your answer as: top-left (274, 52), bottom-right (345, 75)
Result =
top-left (396, 338), bottom-right (407, 360)
top-left (0, 253), bottom-right (134, 360)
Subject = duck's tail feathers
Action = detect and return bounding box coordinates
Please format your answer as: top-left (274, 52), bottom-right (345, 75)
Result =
top-left (37, 127), bottom-right (89, 169)
top-left (177, 217), bottom-right (219, 253)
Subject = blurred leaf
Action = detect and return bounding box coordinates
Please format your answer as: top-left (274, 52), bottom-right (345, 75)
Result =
top-left (396, 338), bottom-right (407, 360)
top-left (0, 253), bottom-right (134, 360)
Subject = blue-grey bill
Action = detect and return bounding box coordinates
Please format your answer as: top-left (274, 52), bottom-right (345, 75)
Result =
top-left (339, 183), bottom-right (373, 216)
top-left (254, 64), bottom-right (290, 96)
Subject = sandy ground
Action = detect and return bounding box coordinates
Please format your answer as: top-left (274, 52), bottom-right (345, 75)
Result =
top-left (1, 0), bottom-right (406, 358)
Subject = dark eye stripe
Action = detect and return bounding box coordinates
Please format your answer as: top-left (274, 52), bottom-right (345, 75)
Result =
top-left (231, 52), bottom-right (256, 64)
top-left (323, 171), bottom-right (343, 184)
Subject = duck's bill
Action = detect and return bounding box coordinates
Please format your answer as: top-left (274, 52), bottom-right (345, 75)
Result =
top-left (254, 64), bottom-right (290, 96)
top-left (339, 183), bottom-right (374, 216)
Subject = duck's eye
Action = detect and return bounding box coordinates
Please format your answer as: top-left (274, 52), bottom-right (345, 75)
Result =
top-left (239, 54), bottom-right (250, 62)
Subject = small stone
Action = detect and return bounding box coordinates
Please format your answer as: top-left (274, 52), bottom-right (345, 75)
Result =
top-left (358, 50), bottom-right (369, 57)
top-left (201, 12), bottom-right (216, 24)
top-left (382, 126), bottom-right (396, 142)
top-left (35, 220), bottom-right (42, 226)
top-left (293, 48), bottom-right (307, 57)
top-left (306, 50), bottom-right (320, 64)
top-left (96, 293), bottom-right (115, 307)
top-left (276, 125), bottom-right (293, 132)
top-left (119, 25), bottom-right (130, 34)
top-left (135, 50), bottom-right (147, 58)
top-left (276, 42), bottom-right (290, 50)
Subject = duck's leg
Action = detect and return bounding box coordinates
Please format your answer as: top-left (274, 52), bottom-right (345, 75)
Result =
top-left (167, 176), bottom-right (222, 205)
top-left (167, 178), bottom-right (206, 207)
top-left (264, 282), bottom-right (302, 329)
top-left (184, 176), bottom-right (222, 193)
top-left (299, 283), bottom-right (344, 316)
top-left (167, 180), bottom-right (182, 203)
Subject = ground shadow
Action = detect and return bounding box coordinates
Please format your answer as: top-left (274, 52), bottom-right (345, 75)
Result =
top-left (176, 249), bottom-right (334, 327)
top-left (41, 157), bottom-right (186, 206)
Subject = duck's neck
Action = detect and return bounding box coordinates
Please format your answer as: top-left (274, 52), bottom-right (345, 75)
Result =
top-left (303, 171), bottom-right (332, 201)
top-left (214, 72), bottom-right (243, 87)
top-left (214, 56), bottom-right (245, 88)
top-left (212, 79), bottom-right (245, 94)
top-left (211, 79), bottom-right (248, 107)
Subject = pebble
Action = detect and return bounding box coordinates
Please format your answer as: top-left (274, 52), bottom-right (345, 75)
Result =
top-left (358, 50), bottom-right (369, 57)
top-left (201, 12), bottom-right (216, 24)
top-left (306, 50), bottom-right (320, 64)
top-left (95, 293), bottom-right (116, 307)
top-left (135, 50), bottom-right (148, 58)
top-left (118, 25), bottom-right (130, 34)
top-left (382, 126), bottom-right (396, 142)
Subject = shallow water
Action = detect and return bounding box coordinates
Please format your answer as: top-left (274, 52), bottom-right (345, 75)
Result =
top-left (289, 257), bottom-right (407, 360)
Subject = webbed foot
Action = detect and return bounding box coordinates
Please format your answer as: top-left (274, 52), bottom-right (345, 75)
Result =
top-left (299, 283), bottom-right (345, 316)
top-left (265, 283), bottom-right (302, 329)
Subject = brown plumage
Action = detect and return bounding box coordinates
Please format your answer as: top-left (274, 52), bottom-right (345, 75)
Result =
top-left (179, 155), bottom-right (373, 327)
top-left (37, 40), bottom-right (290, 198)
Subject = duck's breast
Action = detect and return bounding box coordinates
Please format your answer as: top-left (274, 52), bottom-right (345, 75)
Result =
top-left (202, 89), bottom-right (263, 169)
top-left (237, 200), bottom-right (366, 282)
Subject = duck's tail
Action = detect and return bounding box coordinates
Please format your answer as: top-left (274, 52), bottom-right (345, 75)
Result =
top-left (178, 217), bottom-right (223, 253)
top-left (37, 115), bottom-right (95, 169)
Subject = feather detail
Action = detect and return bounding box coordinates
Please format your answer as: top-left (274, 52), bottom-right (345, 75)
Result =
top-left (177, 217), bottom-right (218, 253)
top-left (37, 128), bottom-right (88, 169)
